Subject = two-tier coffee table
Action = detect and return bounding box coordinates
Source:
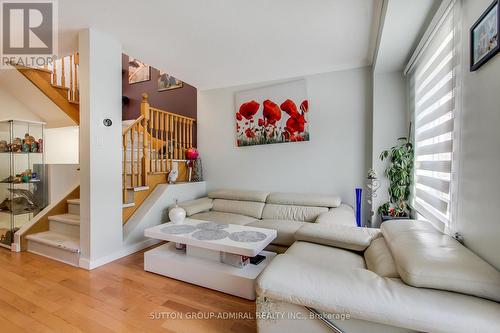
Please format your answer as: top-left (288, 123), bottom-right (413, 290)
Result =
top-left (143, 218), bottom-right (277, 300)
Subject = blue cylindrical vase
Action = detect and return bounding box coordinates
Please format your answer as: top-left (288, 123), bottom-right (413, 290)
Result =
top-left (355, 188), bottom-right (362, 227)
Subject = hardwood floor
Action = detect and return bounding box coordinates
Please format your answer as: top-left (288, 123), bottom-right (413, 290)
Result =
top-left (0, 246), bottom-right (256, 333)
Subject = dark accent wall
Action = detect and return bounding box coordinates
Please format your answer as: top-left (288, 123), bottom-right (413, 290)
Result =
top-left (122, 54), bottom-right (197, 121)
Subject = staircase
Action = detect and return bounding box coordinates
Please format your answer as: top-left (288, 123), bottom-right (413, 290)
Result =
top-left (12, 56), bottom-right (196, 266)
top-left (121, 94), bottom-right (195, 223)
top-left (11, 53), bottom-right (80, 124)
top-left (25, 199), bottom-right (81, 266)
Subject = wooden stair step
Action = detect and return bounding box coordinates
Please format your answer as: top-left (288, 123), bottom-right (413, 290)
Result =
top-left (26, 231), bottom-right (80, 253)
top-left (126, 186), bottom-right (150, 192)
top-left (67, 198), bottom-right (80, 205)
top-left (48, 213), bottom-right (80, 226)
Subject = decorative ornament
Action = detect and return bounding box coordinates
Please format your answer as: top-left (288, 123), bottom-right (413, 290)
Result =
top-left (168, 199), bottom-right (186, 224)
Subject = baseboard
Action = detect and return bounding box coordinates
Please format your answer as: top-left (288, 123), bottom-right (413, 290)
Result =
top-left (78, 238), bottom-right (162, 270)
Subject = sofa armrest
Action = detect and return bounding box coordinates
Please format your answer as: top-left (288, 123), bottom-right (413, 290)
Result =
top-left (295, 223), bottom-right (381, 251)
top-left (315, 204), bottom-right (356, 226)
top-left (256, 255), bottom-right (500, 333)
top-left (177, 197), bottom-right (213, 216)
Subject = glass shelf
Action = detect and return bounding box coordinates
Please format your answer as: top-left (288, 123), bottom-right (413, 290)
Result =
top-left (0, 120), bottom-right (47, 249)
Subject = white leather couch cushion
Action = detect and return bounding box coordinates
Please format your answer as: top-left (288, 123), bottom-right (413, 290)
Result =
top-left (262, 204), bottom-right (328, 222)
top-left (257, 253), bottom-right (500, 333)
top-left (248, 219), bottom-right (305, 246)
top-left (286, 241), bottom-right (366, 268)
top-left (315, 204), bottom-right (356, 226)
top-left (177, 197), bottom-right (213, 216)
top-left (382, 220), bottom-right (500, 302)
top-left (295, 223), bottom-right (381, 251)
top-left (212, 199), bottom-right (265, 219)
top-left (208, 189), bottom-right (269, 202)
top-left (266, 192), bottom-right (341, 208)
top-left (364, 237), bottom-right (399, 278)
top-left (190, 211), bottom-right (257, 225)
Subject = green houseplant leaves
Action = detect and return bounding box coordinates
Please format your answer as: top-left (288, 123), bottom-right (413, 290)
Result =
top-left (378, 136), bottom-right (414, 219)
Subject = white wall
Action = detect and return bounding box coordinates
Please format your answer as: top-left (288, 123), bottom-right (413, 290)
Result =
top-left (48, 164), bottom-right (80, 204)
top-left (0, 89), bottom-right (43, 122)
top-left (45, 126), bottom-right (79, 164)
top-left (455, 0), bottom-right (500, 269)
top-left (371, 72), bottom-right (407, 226)
top-left (198, 67), bottom-right (372, 215)
top-left (124, 182), bottom-right (206, 247)
top-left (79, 29), bottom-right (123, 269)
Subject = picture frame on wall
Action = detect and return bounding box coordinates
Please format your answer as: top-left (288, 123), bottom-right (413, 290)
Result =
top-left (235, 80), bottom-right (309, 147)
top-left (128, 58), bottom-right (151, 84)
top-left (470, 0), bottom-right (499, 71)
top-left (158, 71), bottom-right (183, 91)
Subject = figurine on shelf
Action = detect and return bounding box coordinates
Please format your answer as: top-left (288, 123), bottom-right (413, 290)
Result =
top-left (18, 169), bottom-right (32, 183)
top-left (31, 141), bottom-right (38, 153)
top-left (168, 169), bottom-right (179, 184)
top-left (11, 138), bottom-right (22, 152)
top-left (23, 133), bottom-right (38, 153)
top-left (37, 139), bottom-right (43, 153)
top-left (0, 140), bottom-right (8, 152)
top-left (24, 133), bottom-right (35, 145)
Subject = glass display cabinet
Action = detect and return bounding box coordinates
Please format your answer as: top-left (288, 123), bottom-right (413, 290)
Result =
top-left (0, 120), bottom-right (48, 249)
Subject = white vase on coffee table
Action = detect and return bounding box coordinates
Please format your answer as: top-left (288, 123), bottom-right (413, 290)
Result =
top-left (169, 201), bottom-right (186, 224)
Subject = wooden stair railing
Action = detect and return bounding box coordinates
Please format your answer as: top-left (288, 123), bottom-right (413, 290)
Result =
top-left (11, 53), bottom-right (80, 124)
top-left (122, 93), bottom-right (196, 206)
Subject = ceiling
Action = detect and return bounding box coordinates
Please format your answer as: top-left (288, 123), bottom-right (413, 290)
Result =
top-left (373, 0), bottom-right (440, 73)
top-left (58, 0), bottom-right (383, 90)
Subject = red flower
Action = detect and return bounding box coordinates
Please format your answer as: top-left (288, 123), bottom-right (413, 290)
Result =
top-left (245, 128), bottom-right (256, 138)
top-left (239, 100), bottom-right (260, 120)
top-left (258, 118), bottom-right (265, 127)
top-left (389, 208), bottom-right (395, 217)
top-left (185, 147), bottom-right (199, 160)
top-left (263, 99), bottom-right (282, 125)
top-left (289, 134), bottom-right (304, 142)
top-left (280, 99), bottom-right (300, 118)
top-left (300, 100), bottom-right (309, 113)
top-left (236, 112), bottom-right (243, 121)
top-left (285, 114), bottom-right (306, 134)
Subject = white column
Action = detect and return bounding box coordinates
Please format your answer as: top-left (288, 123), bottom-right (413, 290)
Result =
top-left (78, 29), bottom-right (123, 269)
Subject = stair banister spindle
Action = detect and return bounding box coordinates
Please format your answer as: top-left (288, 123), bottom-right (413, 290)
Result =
top-left (167, 115), bottom-right (171, 170)
top-left (188, 120), bottom-right (192, 149)
top-left (182, 118), bottom-right (186, 159)
top-left (175, 117), bottom-right (179, 160)
top-left (155, 110), bottom-right (160, 172)
top-left (74, 53), bottom-right (79, 101)
top-left (69, 54), bottom-right (74, 101)
top-left (158, 112), bottom-right (165, 172)
top-left (136, 123), bottom-right (140, 186)
top-left (61, 57), bottom-right (66, 87)
top-left (131, 122), bottom-right (135, 188)
top-left (141, 93), bottom-right (150, 186)
top-left (52, 59), bottom-right (57, 86)
top-left (123, 132), bottom-right (128, 203)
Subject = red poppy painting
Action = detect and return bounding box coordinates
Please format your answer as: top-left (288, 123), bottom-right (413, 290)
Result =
top-left (235, 80), bottom-right (309, 146)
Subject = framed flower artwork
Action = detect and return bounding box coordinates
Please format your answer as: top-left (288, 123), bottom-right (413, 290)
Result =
top-left (235, 80), bottom-right (309, 147)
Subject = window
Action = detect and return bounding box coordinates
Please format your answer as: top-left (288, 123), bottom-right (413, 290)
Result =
top-left (407, 1), bottom-right (460, 228)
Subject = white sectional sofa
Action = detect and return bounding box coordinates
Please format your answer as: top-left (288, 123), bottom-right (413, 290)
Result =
top-left (176, 189), bottom-right (355, 253)
top-left (256, 220), bottom-right (500, 333)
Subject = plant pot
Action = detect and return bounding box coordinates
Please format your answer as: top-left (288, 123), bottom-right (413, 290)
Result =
top-left (380, 214), bottom-right (411, 222)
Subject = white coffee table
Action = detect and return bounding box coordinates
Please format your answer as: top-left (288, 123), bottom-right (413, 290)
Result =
top-left (143, 218), bottom-right (277, 300)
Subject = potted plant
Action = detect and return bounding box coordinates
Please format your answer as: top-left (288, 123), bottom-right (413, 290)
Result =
top-left (378, 135), bottom-right (414, 222)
